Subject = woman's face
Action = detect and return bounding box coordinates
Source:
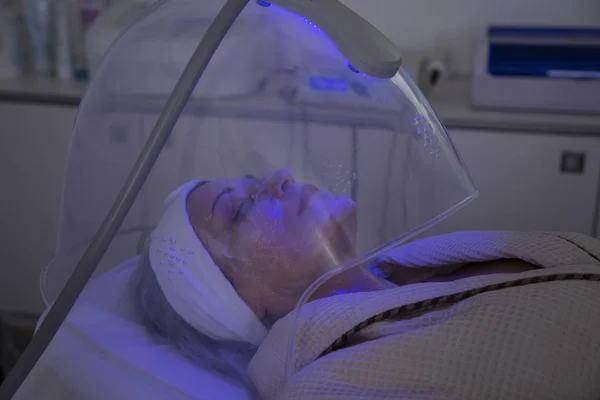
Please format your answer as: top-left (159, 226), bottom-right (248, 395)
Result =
top-left (186, 169), bottom-right (357, 320)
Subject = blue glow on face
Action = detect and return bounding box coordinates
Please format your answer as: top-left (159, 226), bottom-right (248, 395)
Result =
top-left (310, 76), bottom-right (349, 92)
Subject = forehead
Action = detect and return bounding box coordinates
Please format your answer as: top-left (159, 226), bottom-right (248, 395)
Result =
top-left (186, 176), bottom-right (252, 217)
top-left (186, 177), bottom-right (256, 239)
top-left (185, 179), bottom-right (230, 237)
top-left (188, 179), bottom-right (230, 214)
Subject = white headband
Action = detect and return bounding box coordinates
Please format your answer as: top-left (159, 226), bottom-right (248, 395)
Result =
top-left (148, 181), bottom-right (268, 346)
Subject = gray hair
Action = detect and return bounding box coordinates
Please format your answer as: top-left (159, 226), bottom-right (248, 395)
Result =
top-left (129, 249), bottom-right (262, 399)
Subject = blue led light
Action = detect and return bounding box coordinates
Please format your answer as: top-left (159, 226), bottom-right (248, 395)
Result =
top-left (310, 76), bottom-right (349, 92)
top-left (260, 2), bottom-right (359, 76)
top-left (303, 18), bottom-right (321, 31)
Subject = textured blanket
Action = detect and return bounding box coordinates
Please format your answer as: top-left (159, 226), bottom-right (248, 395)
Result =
top-left (248, 231), bottom-right (600, 400)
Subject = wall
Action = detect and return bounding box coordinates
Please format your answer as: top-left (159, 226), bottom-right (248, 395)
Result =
top-left (340, 0), bottom-right (600, 74)
top-left (0, 103), bottom-right (77, 313)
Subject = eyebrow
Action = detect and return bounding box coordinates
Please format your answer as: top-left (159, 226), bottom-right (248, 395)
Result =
top-left (210, 175), bottom-right (258, 217)
top-left (211, 187), bottom-right (233, 216)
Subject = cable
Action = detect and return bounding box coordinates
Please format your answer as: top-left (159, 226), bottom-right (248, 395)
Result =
top-left (0, 1), bottom-right (250, 397)
top-left (351, 126), bottom-right (358, 202)
top-left (379, 129), bottom-right (398, 243)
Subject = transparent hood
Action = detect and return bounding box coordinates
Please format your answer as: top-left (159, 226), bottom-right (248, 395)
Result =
top-left (20, 0), bottom-right (477, 399)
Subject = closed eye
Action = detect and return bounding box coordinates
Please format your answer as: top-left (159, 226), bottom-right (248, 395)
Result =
top-left (233, 196), bottom-right (256, 225)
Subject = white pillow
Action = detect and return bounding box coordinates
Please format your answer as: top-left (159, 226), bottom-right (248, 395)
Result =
top-left (15, 258), bottom-right (251, 400)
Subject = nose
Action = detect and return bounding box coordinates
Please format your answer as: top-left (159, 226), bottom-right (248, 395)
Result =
top-left (259, 169), bottom-right (294, 199)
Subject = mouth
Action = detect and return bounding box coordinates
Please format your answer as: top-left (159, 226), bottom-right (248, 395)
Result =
top-left (298, 184), bottom-right (319, 216)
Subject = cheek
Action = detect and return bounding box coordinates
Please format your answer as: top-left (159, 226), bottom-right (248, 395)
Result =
top-left (232, 201), bottom-right (328, 288)
top-left (239, 200), bottom-right (295, 248)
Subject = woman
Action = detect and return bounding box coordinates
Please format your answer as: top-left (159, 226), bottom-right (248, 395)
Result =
top-left (129, 168), bottom-right (377, 393)
top-left (131, 169), bottom-right (600, 399)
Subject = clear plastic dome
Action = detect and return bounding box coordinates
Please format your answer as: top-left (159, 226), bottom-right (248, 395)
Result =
top-left (12, 0), bottom-right (476, 399)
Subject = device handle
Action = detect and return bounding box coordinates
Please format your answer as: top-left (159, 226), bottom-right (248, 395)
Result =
top-left (268, 0), bottom-right (402, 78)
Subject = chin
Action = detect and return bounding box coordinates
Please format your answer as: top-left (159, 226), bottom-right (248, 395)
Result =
top-left (325, 199), bottom-right (358, 260)
top-left (331, 196), bottom-right (357, 226)
top-left (305, 193), bottom-right (357, 243)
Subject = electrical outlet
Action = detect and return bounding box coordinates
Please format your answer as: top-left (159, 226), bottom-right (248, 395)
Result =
top-left (560, 151), bottom-right (585, 174)
top-left (109, 124), bottom-right (129, 144)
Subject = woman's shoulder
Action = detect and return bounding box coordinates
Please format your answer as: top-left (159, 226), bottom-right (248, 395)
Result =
top-left (249, 262), bottom-right (600, 399)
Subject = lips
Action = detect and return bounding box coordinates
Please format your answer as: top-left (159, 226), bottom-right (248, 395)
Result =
top-left (298, 184), bottom-right (319, 216)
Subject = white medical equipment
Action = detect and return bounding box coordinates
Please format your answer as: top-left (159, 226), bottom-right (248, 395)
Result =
top-left (472, 26), bottom-right (600, 114)
top-left (1, 0), bottom-right (477, 399)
